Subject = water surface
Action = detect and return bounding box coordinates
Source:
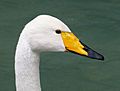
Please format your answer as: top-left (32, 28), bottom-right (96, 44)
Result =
top-left (0, 0), bottom-right (120, 91)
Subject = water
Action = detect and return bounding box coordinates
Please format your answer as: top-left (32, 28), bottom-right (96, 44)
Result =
top-left (0, 0), bottom-right (120, 91)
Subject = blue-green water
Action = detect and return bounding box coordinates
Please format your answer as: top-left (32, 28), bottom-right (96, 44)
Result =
top-left (0, 0), bottom-right (120, 91)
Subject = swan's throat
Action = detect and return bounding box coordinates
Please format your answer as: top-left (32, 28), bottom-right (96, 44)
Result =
top-left (15, 38), bottom-right (41, 91)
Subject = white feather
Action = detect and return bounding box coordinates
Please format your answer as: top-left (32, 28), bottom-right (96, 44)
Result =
top-left (15, 15), bottom-right (71, 91)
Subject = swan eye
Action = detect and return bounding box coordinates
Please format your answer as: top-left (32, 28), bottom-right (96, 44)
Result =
top-left (55, 29), bottom-right (61, 34)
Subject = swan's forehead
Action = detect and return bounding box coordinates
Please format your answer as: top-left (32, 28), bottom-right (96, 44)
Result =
top-left (25, 15), bottom-right (71, 35)
top-left (37, 15), bottom-right (71, 32)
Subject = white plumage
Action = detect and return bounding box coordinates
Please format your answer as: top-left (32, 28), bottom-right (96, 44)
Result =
top-left (15, 15), bottom-right (71, 91)
top-left (15, 15), bottom-right (104, 91)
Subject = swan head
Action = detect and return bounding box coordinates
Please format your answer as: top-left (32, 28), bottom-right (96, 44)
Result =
top-left (23, 15), bottom-right (104, 60)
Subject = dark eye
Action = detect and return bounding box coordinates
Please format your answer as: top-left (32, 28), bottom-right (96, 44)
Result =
top-left (55, 29), bottom-right (61, 34)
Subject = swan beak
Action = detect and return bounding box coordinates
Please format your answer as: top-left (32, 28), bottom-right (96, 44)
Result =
top-left (61, 32), bottom-right (104, 60)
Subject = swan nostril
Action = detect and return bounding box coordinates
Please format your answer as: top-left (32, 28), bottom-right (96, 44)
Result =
top-left (83, 47), bottom-right (88, 52)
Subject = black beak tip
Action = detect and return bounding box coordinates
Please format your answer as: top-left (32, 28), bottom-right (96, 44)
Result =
top-left (86, 46), bottom-right (104, 61)
top-left (95, 54), bottom-right (104, 61)
top-left (81, 41), bottom-right (104, 61)
top-left (87, 49), bottom-right (104, 61)
top-left (99, 55), bottom-right (104, 61)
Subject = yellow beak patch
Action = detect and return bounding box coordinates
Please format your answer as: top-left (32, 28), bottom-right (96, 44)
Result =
top-left (61, 32), bottom-right (88, 56)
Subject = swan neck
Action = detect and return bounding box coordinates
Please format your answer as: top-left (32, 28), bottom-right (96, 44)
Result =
top-left (15, 36), bottom-right (41, 91)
